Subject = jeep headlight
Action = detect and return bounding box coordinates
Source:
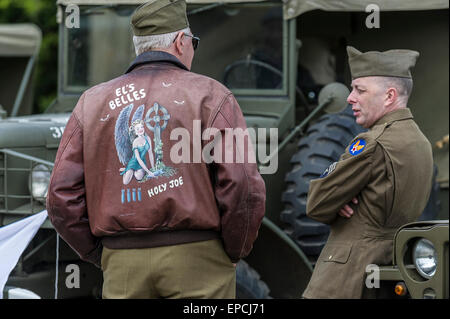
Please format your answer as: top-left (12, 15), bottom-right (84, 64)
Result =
top-left (29, 164), bottom-right (50, 201)
top-left (413, 238), bottom-right (437, 279)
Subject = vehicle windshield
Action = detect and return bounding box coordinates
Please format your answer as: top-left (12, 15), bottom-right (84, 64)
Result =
top-left (63, 3), bottom-right (284, 94)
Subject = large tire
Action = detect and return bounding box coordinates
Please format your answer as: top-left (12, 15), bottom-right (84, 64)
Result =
top-left (280, 106), bottom-right (366, 260)
top-left (236, 260), bottom-right (271, 299)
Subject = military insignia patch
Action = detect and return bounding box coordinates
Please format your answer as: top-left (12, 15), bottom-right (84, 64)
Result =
top-left (349, 139), bottom-right (366, 156)
top-left (320, 161), bottom-right (337, 178)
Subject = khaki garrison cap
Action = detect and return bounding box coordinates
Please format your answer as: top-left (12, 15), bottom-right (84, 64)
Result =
top-left (131, 0), bottom-right (189, 36)
top-left (347, 46), bottom-right (419, 79)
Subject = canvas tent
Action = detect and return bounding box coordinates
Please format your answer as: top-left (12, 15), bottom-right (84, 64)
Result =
top-left (282, 0), bottom-right (449, 19)
top-left (56, 0), bottom-right (449, 19)
top-left (0, 24), bottom-right (42, 56)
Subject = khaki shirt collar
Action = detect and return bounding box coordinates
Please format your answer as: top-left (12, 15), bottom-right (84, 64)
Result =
top-left (372, 108), bottom-right (413, 128)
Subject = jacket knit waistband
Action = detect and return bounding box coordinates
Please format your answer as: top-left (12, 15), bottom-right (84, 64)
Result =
top-left (101, 230), bottom-right (220, 250)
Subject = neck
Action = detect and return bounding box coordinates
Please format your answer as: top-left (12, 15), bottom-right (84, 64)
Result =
top-left (151, 47), bottom-right (188, 70)
top-left (152, 47), bottom-right (175, 56)
top-left (383, 98), bottom-right (407, 116)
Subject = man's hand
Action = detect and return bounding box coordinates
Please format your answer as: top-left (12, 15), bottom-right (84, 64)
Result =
top-left (338, 197), bottom-right (358, 218)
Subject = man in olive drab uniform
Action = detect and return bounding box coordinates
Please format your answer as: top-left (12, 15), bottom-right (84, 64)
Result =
top-left (302, 46), bottom-right (434, 299)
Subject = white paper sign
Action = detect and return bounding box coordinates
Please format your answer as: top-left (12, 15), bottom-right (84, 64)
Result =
top-left (0, 210), bottom-right (48, 299)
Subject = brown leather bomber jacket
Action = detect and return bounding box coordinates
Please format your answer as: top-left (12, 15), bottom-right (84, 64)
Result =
top-left (46, 51), bottom-right (266, 267)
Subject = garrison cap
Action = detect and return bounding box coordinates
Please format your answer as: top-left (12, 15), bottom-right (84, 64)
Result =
top-left (131, 0), bottom-right (189, 36)
top-left (347, 46), bottom-right (419, 79)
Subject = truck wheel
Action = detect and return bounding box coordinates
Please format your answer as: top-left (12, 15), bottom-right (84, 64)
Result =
top-left (236, 260), bottom-right (271, 299)
top-left (280, 105), bottom-right (366, 260)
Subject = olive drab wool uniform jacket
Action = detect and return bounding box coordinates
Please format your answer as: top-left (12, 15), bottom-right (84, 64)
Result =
top-left (46, 51), bottom-right (266, 267)
top-left (302, 108), bottom-right (433, 299)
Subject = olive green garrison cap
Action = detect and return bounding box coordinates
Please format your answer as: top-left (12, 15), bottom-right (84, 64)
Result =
top-left (131, 0), bottom-right (189, 36)
top-left (347, 46), bottom-right (419, 79)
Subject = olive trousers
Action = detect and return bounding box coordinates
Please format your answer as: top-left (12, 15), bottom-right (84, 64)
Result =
top-left (101, 239), bottom-right (236, 299)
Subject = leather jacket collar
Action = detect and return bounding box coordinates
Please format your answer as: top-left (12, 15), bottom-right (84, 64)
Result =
top-left (125, 50), bottom-right (189, 74)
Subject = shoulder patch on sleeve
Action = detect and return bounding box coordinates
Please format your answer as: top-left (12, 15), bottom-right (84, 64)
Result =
top-left (320, 161), bottom-right (337, 178)
top-left (349, 138), bottom-right (366, 156)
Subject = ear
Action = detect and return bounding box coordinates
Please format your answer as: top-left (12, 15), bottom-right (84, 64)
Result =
top-left (174, 32), bottom-right (185, 55)
top-left (385, 87), bottom-right (398, 106)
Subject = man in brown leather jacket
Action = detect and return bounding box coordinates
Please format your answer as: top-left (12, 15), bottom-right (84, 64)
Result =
top-left (46, 0), bottom-right (265, 299)
top-left (302, 46), bottom-right (433, 298)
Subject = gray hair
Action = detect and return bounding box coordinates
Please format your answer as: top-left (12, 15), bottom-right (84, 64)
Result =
top-left (377, 76), bottom-right (414, 104)
top-left (133, 27), bottom-right (191, 56)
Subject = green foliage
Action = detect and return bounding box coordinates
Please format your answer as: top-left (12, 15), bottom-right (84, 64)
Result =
top-left (0, 0), bottom-right (58, 113)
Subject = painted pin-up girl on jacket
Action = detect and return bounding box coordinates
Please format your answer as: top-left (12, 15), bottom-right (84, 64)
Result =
top-left (119, 119), bottom-right (155, 184)
top-left (115, 104), bottom-right (156, 185)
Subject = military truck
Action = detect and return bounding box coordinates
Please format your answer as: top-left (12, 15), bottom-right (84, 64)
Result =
top-left (1, 0), bottom-right (448, 299)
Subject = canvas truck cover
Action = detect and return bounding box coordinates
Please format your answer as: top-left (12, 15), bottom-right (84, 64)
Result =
top-left (282, 0), bottom-right (449, 19)
top-left (0, 24), bottom-right (42, 57)
top-left (56, 0), bottom-right (449, 19)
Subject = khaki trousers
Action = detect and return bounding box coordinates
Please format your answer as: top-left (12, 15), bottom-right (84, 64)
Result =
top-left (101, 239), bottom-right (236, 299)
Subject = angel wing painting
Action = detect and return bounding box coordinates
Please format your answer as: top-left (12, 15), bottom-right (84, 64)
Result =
top-left (114, 104), bottom-right (156, 185)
